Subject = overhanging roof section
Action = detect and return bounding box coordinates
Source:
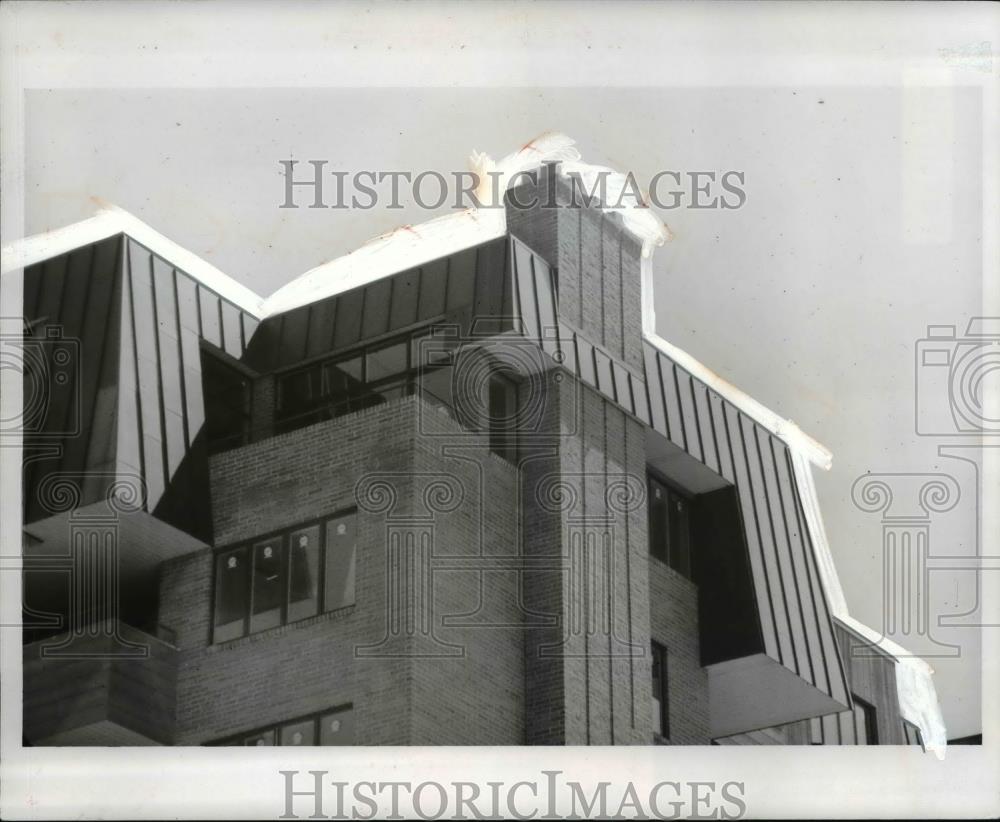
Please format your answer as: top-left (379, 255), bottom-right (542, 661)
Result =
top-left (643, 336), bottom-right (851, 708)
top-left (509, 234), bottom-right (851, 712)
top-left (20, 231), bottom-right (259, 546)
top-left (3, 205), bottom-right (264, 318)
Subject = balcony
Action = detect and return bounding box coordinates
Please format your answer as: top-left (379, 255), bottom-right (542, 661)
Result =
top-left (23, 621), bottom-right (177, 746)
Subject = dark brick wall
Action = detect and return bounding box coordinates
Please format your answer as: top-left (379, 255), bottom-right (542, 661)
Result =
top-left (153, 181), bottom-right (812, 751)
top-left (159, 396), bottom-right (523, 745)
top-left (648, 558), bottom-right (710, 745)
top-left (506, 170), bottom-right (645, 373)
top-left (520, 373), bottom-right (654, 746)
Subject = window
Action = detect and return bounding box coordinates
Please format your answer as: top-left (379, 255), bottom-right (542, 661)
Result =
top-left (275, 329), bottom-right (430, 433)
top-left (213, 547), bottom-right (249, 642)
top-left (287, 525), bottom-right (320, 622)
top-left (647, 475), bottom-right (692, 578)
top-left (217, 705), bottom-right (354, 747)
top-left (201, 348), bottom-right (251, 451)
top-left (324, 513), bottom-right (357, 612)
top-left (212, 510), bottom-right (357, 643)
top-left (851, 695), bottom-right (878, 745)
top-left (651, 641), bottom-right (670, 739)
top-left (488, 371), bottom-right (519, 462)
top-left (902, 720), bottom-right (923, 747)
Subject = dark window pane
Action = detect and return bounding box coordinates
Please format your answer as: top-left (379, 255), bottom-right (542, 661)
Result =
top-left (279, 367), bottom-right (319, 413)
top-left (366, 340), bottom-right (407, 382)
top-left (244, 730), bottom-right (274, 746)
top-left (251, 537), bottom-right (285, 632)
top-left (319, 707), bottom-right (355, 745)
top-left (488, 372), bottom-right (518, 461)
top-left (201, 350), bottom-right (250, 451)
top-left (852, 696), bottom-right (878, 745)
top-left (668, 491), bottom-right (691, 578)
top-left (214, 547), bottom-right (249, 642)
top-left (648, 477), bottom-right (669, 563)
top-left (288, 525), bottom-right (320, 622)
top-left (279, 719), bottom-right (315, 746)
top-left (324, 512), bottom-right (357, 612)
top-left (323, 356), bottom-right (363, 395)
top-left (651, 642), bottom-right (669, 738)
top-left (419, 365), bottom-right (454, 412)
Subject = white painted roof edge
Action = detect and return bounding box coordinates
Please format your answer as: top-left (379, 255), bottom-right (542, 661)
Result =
top-left (261, 132), bottom-right (671, 318)
top-left (1, 203), bottom-right (266, 317)
top-left (787, 449), bottom-right (948, 758)
top-left (261, 207), bottom-right (507, 318)
top-left (639, 257), bottom-right (833, 470)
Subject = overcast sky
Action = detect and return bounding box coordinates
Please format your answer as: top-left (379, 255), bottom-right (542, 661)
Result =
top-left (17, 16), bottom-right (988, 739)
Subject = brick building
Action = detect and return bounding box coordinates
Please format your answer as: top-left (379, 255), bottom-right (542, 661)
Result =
top-left (13, 148), bottom-right (944, 750)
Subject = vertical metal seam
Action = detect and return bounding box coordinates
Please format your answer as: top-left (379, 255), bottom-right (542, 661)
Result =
top-left (604, 401), bottom-right (614, 745)
top-left (171, 268), bottom-right (191, 450)
top-left (81, 240), bottom-right (115, 474)
top-left (718, 401), bottom-right (767, 653)
top-left (687, 376), bottom-right (706, 464)
top-left (147, 251), bottom-right (171, 495)
top-left (123, 241), bottom-right (148, 505)
top-left (771, 439), bottom-right (823, 691)
top-left (735, 410), bottom-right (784, 666)
top-left (510, 238), bottom-right (523, 334)
top-left (764, 433), bottom-right (814, 684)
top-left (577, 207), bottom-right (583, 330)
top-left (706, 387), bottom-right (725, 478)
top-left (787, 448), bottom-right (851, 705)
top-left (670, 363), bottom-right (689, 453)
top-left (750, 422), bottom-right (797, 672)
top-left (63, 243), bottom-right (97, 461)
top-left (624, 415), bottom-right (635, 730)
top-left (654, 350), bottom-right (672, 443)
top-left (529, 243), bottom-right (545, 341)
top-left (618, 235), bottom-right (626, 363)
top-left (599, 215), bottom-right (606, 348)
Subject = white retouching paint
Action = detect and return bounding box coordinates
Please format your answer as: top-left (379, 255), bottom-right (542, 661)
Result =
top-left (1, 133), bottom-right (946, 753)
top-left (265, 132), bottom-right (671, 317)
top-left (0, 200), bottom-right (265, 317)
top-left (788, 448), bottom-right (948, 757)
top-left (262, 206), bottom-right (507, 318)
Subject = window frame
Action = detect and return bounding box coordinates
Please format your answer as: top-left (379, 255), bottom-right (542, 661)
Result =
top-left (200, 342), bottom-right (253, 452)
top-left (210, 507), bottom-right (358, 644)
top-left (487, 368), bottom-right (521, 463)
top-left (212, 703), bottom-right (354, 747)
top-left (902, 719), bottom-right (923, 747)
top-left (273, 321), bottom-right (452, 430)
top-left (651, 640), bottom-right (670, 741)
top-left (851, 693), bottom-right (879, 745)
top-left (646, 471), bottom-right (693, 580)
